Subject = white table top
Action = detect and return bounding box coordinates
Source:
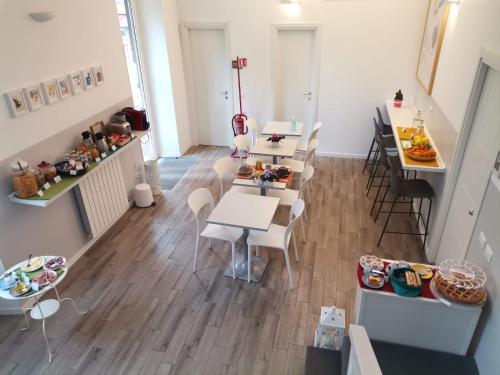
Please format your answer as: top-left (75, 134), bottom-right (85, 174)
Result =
top-left (0, 256), bottom-right (68, 301)
top-left (249, 138), bottom-right (299, 158)
top-left (207, 192), bottom-right (279, 231)
top-left (262, 121), bottom-right (304, 137)
top-left (232, 178), bottom-right (286, 190)
top-left (385, 100), bottom-right (446, 173)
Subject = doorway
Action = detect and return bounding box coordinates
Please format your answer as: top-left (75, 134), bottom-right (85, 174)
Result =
top-left (272, 24), bottom-right (320, 133)
top-left (437, 59), bottom-right (500, 263)
top-left (182, 24), bottom-right (233, 147)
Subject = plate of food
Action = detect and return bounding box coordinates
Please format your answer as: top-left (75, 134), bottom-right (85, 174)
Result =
top-left (411, 264), bottom-right (433, 280)
top-left (238, 164), bottom-right (253, 176)
top-left (31, 270), bottom-right (58, 287)
top-left (406, 146), bottom-right (437, 162)
top-left (359, 255), bottom-right (384, 272)
top-left (20, 256), bottom-right (44, 273)
top-left (44, 256), bottom-right (66, 271)
top-left (0, 272), bottom-right (19, 290)
top-left (362, 271), bottom-right (385, 289)
top-left (9, 281), bottom-right (32, 297)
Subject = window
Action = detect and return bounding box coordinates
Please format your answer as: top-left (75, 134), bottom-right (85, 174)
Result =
top-left (116, 0), bottom-right (146, 109)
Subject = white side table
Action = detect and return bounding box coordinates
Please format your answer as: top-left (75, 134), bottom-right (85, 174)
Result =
top-left (0, 256), bottom-right (87, 362)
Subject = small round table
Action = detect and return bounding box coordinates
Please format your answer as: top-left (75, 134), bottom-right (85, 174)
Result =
top-left (0, 256), bottom-right (87, 363)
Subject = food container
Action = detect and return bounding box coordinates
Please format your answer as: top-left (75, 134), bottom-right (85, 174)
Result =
top-left (390, 268), bottom-right (423, 297)
top-left (88, 145), bottom-right (100, 160)
top-left (38, 161), bottom-right (57, 181)
top-left (10, 160), bottom-right (39, 198)
top-left (95, 132), bottom-right (109, 154)
top-left (32, 168), bottom-right (46, 187)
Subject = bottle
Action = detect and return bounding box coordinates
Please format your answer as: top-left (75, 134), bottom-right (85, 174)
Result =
top-left (95, 132), bottom-right (109, 155)
top-left (291, 115), bottom-right (297, 131)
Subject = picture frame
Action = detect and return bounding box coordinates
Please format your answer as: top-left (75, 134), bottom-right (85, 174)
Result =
top-left (92, 65), bottom-right (104, 86)
top-left (23, 85), bottom-right (43, 111)
top-left (416, 0), bottom-right (450, 95)
top-left (90, 120), bottom-right (106, 137)
top-left (5, 89), bottom-right (28, 117)
top-left (56, 76), bottom-right (71, 100)
top-left (68, 71), bottom-right (84, 95)
top-left (41, 80), bottom-right (60, 105)
top-left (82, 68), bottom-right (95, 90)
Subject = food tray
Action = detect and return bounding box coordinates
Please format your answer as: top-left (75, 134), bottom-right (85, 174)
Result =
top-left (406, 152), bottom-right (436, 162)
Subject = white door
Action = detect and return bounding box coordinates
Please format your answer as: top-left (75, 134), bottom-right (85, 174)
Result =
top-left (437, 69), bottom-right (500, 263)
top-left (274, 29), bottom-right (317, 129)
top-left (188, 28), bottom-right (232, 146)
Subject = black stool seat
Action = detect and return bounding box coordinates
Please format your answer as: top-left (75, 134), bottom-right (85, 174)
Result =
top-left (382, 136), bottom-right (397, 149)
top-left (400, 179), bottom-right (434, 198)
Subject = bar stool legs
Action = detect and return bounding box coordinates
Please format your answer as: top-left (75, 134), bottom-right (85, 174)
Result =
top-left (362, 137), bottom-right (377, 174)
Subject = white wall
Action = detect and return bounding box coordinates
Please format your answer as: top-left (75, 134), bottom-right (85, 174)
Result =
top-left (176, 0), bottom-right (428, 157)
top-left (0, 0), bottom-right (132, 161)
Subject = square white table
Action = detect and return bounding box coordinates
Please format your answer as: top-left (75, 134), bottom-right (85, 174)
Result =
top-left (249, 137), bottom-right (299, 164)
top-left (262, 121), bottom-right (304, 137)
top-left (207, 192), bottom-right (280, 282)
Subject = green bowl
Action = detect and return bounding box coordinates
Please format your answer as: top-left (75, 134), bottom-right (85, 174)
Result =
top-left (390, 268), bottom-right (423, 297)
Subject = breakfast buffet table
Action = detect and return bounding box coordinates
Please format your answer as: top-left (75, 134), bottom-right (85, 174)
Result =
top-left (354, 258), bottom-right (482, 355)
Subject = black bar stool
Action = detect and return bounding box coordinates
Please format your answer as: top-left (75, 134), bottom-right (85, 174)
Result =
top-left (362, 107), bottom-right (393, 174)
top-left (377, 157), bottom-right (434, 250)
top-left (366, 118), bottom-right (397, 194)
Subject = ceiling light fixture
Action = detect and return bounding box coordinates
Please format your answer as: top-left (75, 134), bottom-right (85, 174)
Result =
top-left (29, 11), bottom-right (55, 23)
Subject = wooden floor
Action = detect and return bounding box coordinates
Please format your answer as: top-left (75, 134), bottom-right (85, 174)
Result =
top-left (0, 146), bottom-right (426, 375)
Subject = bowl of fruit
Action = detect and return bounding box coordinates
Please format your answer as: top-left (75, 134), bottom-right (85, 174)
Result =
top-left (406, 145), bottom-right (437, 162)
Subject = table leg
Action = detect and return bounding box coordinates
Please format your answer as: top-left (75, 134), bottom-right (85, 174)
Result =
top-left (21, 307), bottom-right (32, 331)
top-left (260, 188), bottom-right (266, 196)
top-left (54, 286), bottom-right (87, 315)
top-left (223, 228), bottom-right (270, 282)
top-left (34, 295), bottom-right (53, 363)
top-left (273, 156), bottom-right (278, 164)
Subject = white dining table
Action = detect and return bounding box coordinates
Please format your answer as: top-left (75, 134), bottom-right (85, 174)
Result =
top-left (249, 137), bottom-right (300, 164)
top-left (262, 121), bottom-right (304, 137)
top-left (207, 192), bottom-right (280, 282)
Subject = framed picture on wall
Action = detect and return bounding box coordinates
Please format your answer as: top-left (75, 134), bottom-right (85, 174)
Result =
top-left (90, 120), bottom-right (105, 137)
top-left (56, 76), bottom-right (71, 100)
top-left (23, 85), bottom-right (43, 111)
top-left (68, 71), bottom-right (84, 95)
top-left (82, 68), bottom-right (95, 90)
top-left (416, 0), bottom-right (450, 95)
top-left (92, 65), bottom-right (104, 86)
top-left (5, 89), bottom-right (28, 117)
top-left (41, 79), bottom-right (60, 105)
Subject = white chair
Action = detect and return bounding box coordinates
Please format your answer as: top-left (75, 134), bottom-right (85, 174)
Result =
top-left (245, 117), bottom-right (261, 146)
top-left (213, 157), bottom-right (237, 200)
top-left (234, 134), bottom-right (272, 165)
top-left (188, 188), bottom-right (243, 278)
top-left (296, 122), bottom-right (322, 153)
top-left (247, 199), bottom-right (305, 289)
top-left (281, 138), bottom-right (319, 173)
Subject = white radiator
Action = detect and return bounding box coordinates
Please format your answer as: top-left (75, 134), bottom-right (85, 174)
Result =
top-left (75, 157), bottom-right (129, 238)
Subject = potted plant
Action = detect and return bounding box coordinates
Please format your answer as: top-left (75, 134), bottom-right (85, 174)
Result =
top-left (266, 133), bottom-right (283, 148)
top-left (394, 90), bottom-right (403, 108)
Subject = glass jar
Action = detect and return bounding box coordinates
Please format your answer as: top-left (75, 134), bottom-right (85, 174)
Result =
top-left (32, 168), bottom-right (46, 187)
top-left (10, 160), bottom-right (39, 198)
top-left (38, 161), bottom-right (57, 181)
top-left (95, 132), bottom-right (109, 155)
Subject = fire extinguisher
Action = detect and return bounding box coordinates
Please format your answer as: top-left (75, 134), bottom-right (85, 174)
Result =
top-left (232, 113), bottom-right (248, 136)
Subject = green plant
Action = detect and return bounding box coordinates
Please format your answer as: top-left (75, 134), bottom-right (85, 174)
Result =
top-left (394, 89), bottom-right (403, 101)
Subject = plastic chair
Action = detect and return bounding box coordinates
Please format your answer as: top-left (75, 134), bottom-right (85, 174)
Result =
top-left (281, 138), bottom-right (319, 173)
top-left (247, 199), bottom-right (305, 289)
top-left (188, 188), bottom-right (243, 278)
top-left (296, 122), bottom-right (322, 153)
top-left (234, 134), bottom-right (272, 165)
top-left (213, 157), bottom-right (237, 200)
top-left (245, 118), bottom-right (261, 146)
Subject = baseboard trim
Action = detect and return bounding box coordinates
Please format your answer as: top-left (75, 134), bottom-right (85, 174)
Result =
top-left (316, 151), bottom-right (366, 159)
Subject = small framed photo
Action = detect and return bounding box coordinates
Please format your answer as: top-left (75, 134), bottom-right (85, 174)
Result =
top-left (90, 120), bottom-right (105, 137)
top-left (5, 89), bottom-right (28, 117)
top-left (41, 80), bottom-right (60, 105)
top-left (92, 65), bottom-right (104, 86)
top-left (56, 76), bottom-right (71, 100)
top-left (23, 85), bottom-right (43, 111)
top-left (68, 71), bottom-right (84, 95)
top-left (82, 68), bottom-right (95, 90)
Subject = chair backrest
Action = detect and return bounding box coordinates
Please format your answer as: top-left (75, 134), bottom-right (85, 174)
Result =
top-left (304, 138), bottom-right (319, 166)
top-left (245, 118), bottom-right (261, 145)
top-left (387, 157), bottom-right (404, 196)
top-left (298, 165), bottom-right (314, 198)
top-left (188, 188), bottom-right (215, 235)
top-left (373, 118), bottom-right (385, 146)
top-left (376, 107), bottom-right (388, 135)
top-left (284, 199), bottom-right (305, 249)
top-left (214, 157), bottom-right (237, 199)
top-left (234, 134), bottom-right (250, 163)
top-left (308, 121), bottom-right (322, 142)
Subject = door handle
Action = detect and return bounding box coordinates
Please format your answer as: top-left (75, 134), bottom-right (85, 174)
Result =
top-left (222, 90), bottom-right (229, 99)
top-left (303, 91), bottom-right (312, 101)
top-left (468, 209), bottom-right (474, 216)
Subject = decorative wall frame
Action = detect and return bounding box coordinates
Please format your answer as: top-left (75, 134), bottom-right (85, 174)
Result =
top-left (82, 68), bottom-right (95, 90)
top-left (68, 71), bottom-right (84, 95)
top-left (416, 0), bottom-right (450, 95)
top-left (92, 65), bottom-right (104, 86)
top-left (56, 76), bottom-right (71, 100)
top-left (23, 85), bottom-right (43, 111)
top-left (90, 120), bottom-right (105, 137)
top-left (41, 79), bottom-right (60, 105)
top-left (5, 90), bottom-right (28, 117)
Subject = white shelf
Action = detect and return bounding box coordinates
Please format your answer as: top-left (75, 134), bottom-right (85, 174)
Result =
top-left (8, 137), bottom-right (140, 208)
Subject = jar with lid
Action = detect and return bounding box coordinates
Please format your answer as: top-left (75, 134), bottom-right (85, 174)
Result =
top-left (38, 161), bottom-right (57, 181)
top-left (10, 159), bottom-right (39, 198)
top-left (95, 132), bottom-right (109, 155)
top-left (31, 168), bottom-right (46, 187)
